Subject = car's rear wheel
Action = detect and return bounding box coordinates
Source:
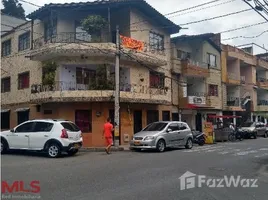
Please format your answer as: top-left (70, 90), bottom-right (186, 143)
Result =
top-left (1, 140), bottom-right (8, 154)
top-left (47, 143), bottom-right (61, 158)
top-left (156, 139), bottom-right (166, 152)
top-left (67, 149), bottom-right (78, 156)
top-left (253, 133), bottom-right (257, 139)
top-left (264, 132), bottom-right (267, 138)
top-left (185, 138), bottom-right (193, 149)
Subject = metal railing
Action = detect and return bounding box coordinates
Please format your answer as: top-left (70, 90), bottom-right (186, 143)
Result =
top-left (182, 59), bottom-right (209, 69)
top-left (33, 31), bottom-right (112, 49)
top-left (187, 92), bottom-right (207, 97)
top-left (257, 77), bottom-right (268, 82)
top-left (240, 76), bottom-right (246, 84)
top-left (258, 100), bottom-right (268, 106)
top-left (226, 96), bottom-right (240, 106)
top-left (30, 81), bottom-right (168, 95)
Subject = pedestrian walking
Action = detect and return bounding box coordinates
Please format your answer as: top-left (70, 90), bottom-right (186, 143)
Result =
top-left (103, 117), bottom-right (114, 154)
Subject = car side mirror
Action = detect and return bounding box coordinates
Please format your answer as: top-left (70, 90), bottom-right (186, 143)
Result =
top-left (166, 128), bottom-right (172, 133)
top-left (10, 129), bottom-right (15, 133)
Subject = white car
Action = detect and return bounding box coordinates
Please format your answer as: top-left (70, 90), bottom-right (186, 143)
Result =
top-left (0, 119), bottom-right (83, 158)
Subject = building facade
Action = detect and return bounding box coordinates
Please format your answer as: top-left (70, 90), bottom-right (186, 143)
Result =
top-left (1, 0), bottom-right (181, 147)
top-left (171, 33), bottom-right (223, 132)
top-left (221, 45), bottom-right (268, 125)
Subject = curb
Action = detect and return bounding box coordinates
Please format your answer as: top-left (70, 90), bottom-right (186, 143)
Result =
top-left (80, 146), bottom-right (130, 152)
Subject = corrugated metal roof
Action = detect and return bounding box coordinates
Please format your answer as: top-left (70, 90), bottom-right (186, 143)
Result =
top-left (26, 0), bottom-right (181, 34)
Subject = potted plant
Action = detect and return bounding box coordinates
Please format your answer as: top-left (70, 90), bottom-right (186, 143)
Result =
top-left (42, 61), bottom-right (58, 90)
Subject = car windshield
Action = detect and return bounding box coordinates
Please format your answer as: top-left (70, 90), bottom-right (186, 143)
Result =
top-left (241, 122), bottom-right (255, 127)
top-left (143, 122), bottom-right (168, 131)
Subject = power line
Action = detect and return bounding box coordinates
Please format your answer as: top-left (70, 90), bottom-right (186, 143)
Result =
top-left (168, 0), bottom-right (236, 19)
top-left (242, 0), bottom-right (268, 22)
top-left (179, 8), bottom-right (251, 26)
top-left (222, 29), bottom-right (268, 41)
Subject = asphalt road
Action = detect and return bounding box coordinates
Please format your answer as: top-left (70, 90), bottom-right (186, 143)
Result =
top-left (1, 138), bottom-right (268, 200)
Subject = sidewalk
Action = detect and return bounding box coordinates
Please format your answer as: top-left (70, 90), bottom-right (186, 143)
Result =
top-left (80, 145), bottom-right (130, 152)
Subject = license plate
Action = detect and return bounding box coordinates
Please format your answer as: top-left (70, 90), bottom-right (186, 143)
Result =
top-left (134, 141), bottom-right (140, 145)
top-left (74, 144), bottom-right (80, 149)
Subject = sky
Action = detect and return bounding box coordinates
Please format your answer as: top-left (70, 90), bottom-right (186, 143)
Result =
top-left (2, 0), bottom-right (268, 54)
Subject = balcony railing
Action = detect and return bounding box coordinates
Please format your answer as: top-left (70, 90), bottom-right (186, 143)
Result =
top-left (187, 92), bottom-right (207, 97)
top-left (226, 96), bottom-right (240, 107)
top-left (257, 77), bottom-right (268, 82)
top-left (33, 32), bottom-right (112, 49)
top-left (183, 59), bottom-right (209, 69)
top-left (31, 81), bottom-right (168, 94)
top-left (258, 100), bottom-right (268, 106)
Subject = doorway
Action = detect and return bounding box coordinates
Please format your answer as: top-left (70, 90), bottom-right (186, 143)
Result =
top-left (162, 111), bottom-right (170, 121)
top-left (172, 113), bottom-right (179, 121)
top-left (195, 113), bottom-right (202, 131)
top-left (17, 110), bottom-right (29, 125)
top-left (133, 110), bottom-right (142, 134)
top-left (147, 110), bottom-right (159, 125)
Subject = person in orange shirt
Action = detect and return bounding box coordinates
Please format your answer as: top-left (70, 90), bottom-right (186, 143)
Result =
top-left (103, 117), bottom-right (114, 154)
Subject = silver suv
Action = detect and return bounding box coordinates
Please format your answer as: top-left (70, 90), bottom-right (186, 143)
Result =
top-left (130, 121), bottom-right (193, 152)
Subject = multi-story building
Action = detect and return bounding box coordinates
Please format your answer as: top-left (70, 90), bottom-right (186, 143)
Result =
top-left (1, 12), bottom-right (27, 35)
top-left (221, 45), bottom-right (268, 125)
top-left (171, 33), bottom-right (223, 131)
top-left (1, 0), bottom-right (181, 147)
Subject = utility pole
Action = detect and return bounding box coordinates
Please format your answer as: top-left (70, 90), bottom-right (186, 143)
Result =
top-left (114, 25), bottom-right (120, 147)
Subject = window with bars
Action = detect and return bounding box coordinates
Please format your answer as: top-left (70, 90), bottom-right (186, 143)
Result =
top-left (18, 31), bottom-right (30, 51)
top-left (1, 77), bottom-right (11, 93)
top-left (1, 39), bottom-right (11, 57)
top-left (76, 67), bottom-right (96, 85)
top-left (75, 110), bottom-right (92, 133)
top-left (18, 72), bottom-right (30, 90)
top-left (149, 31), bottom-right (164, 51)
top-left (149, 71), bottom-right (165, 88)
top-left (208, 84), bottom-right (218, 96)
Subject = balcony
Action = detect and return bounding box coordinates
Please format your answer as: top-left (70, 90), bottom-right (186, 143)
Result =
top-left (257, 100), bottom-right (268, 112)
top-left (30, 81), bottom-right (170, 104)
top-left (181, 59), bottom-right (209, 77)
top-left (226, 96), bottom-right (244, 111)
top-left (29, 32), bottom-right (167, 67)
top-left (256, 77), bottom-right (268, 90)
top-left (226, 72), bottom-right (241, 85)
top-left (179, 92), bottom-right (212, 109)
top-left (257, 58), bottom-right (268, 70)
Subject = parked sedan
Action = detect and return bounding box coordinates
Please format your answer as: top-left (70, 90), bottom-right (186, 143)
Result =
top-left (238, 121), bottom-right (267, 139)
top-left (129, 121), bottom-right (193, 152)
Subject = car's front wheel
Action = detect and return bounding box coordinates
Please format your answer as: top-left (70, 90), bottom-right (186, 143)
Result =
top-left (185, 138), bottom-right (193, 149)
top-left (156, 139), bottom-right (166, 152)
top-left (47, 143), bottom-right (61, 158)
top-left (67, 149), bottom-right (78, 156)
top-left (264, 132), bottom-right (267, 138)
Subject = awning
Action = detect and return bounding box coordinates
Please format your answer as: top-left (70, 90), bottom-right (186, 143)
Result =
top-left (1, 109), bottom-right (10, 113)
top-left (15, 107), bottom-right (30, 112)
top-left (207, 115), bottom-right (242, 118)
top-left (187, 104), bottom-right (213, 109)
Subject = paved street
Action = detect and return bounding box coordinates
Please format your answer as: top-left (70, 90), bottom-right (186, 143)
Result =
top-left (2, 138), bottom-right (268, 200)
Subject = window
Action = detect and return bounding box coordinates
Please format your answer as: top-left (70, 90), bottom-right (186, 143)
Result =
top-left (149, 71), bottom-right (165, 88)
top-left (1, 39), bottom-right (11, 56)
top-left (1, 111), bottom-right (10, 129)
top-left (162, 111), bottom-right (170, 121)
top-left (146, 110), bottom-right (159, 125)
top-left (143, 122), bottom-right (167, 131)
top-left (207, 53), bottom-right (216, 68)
top-left (34, 122), bottom-right (54, 132)
top-left (168, 123), bottom-right (179, 131)
top-left (179, 122), bottom-right (188, 130)
top-left (208, 84), bottom-right (218, 96)
top-left (149, 31), bottom-right (164, 51)
top-left (75, 110), bottom-right (92, 132)
top-left (44, 18), bottom-right (57, 42)
top-left (76, 67), bottom-right (96, 85)
top-left (61, 122), bottom-right (80, 132)
top-left (177, 49), bottom-right (190, 60)
top-left (15, 122), bottom-right (34, 132)
top-left (1, 77), bottom-right (11, 93)
top-left (18, 72), bottom-right (30, 89)
top-left (18, 31), bottom-right (30, 51)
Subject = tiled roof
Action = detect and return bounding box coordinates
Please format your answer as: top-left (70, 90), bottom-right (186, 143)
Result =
top-left (26, 0), bottom-right (181, 34)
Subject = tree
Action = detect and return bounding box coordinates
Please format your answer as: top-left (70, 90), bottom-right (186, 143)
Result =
top-left (1, 0), bottom-right (26, 19)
